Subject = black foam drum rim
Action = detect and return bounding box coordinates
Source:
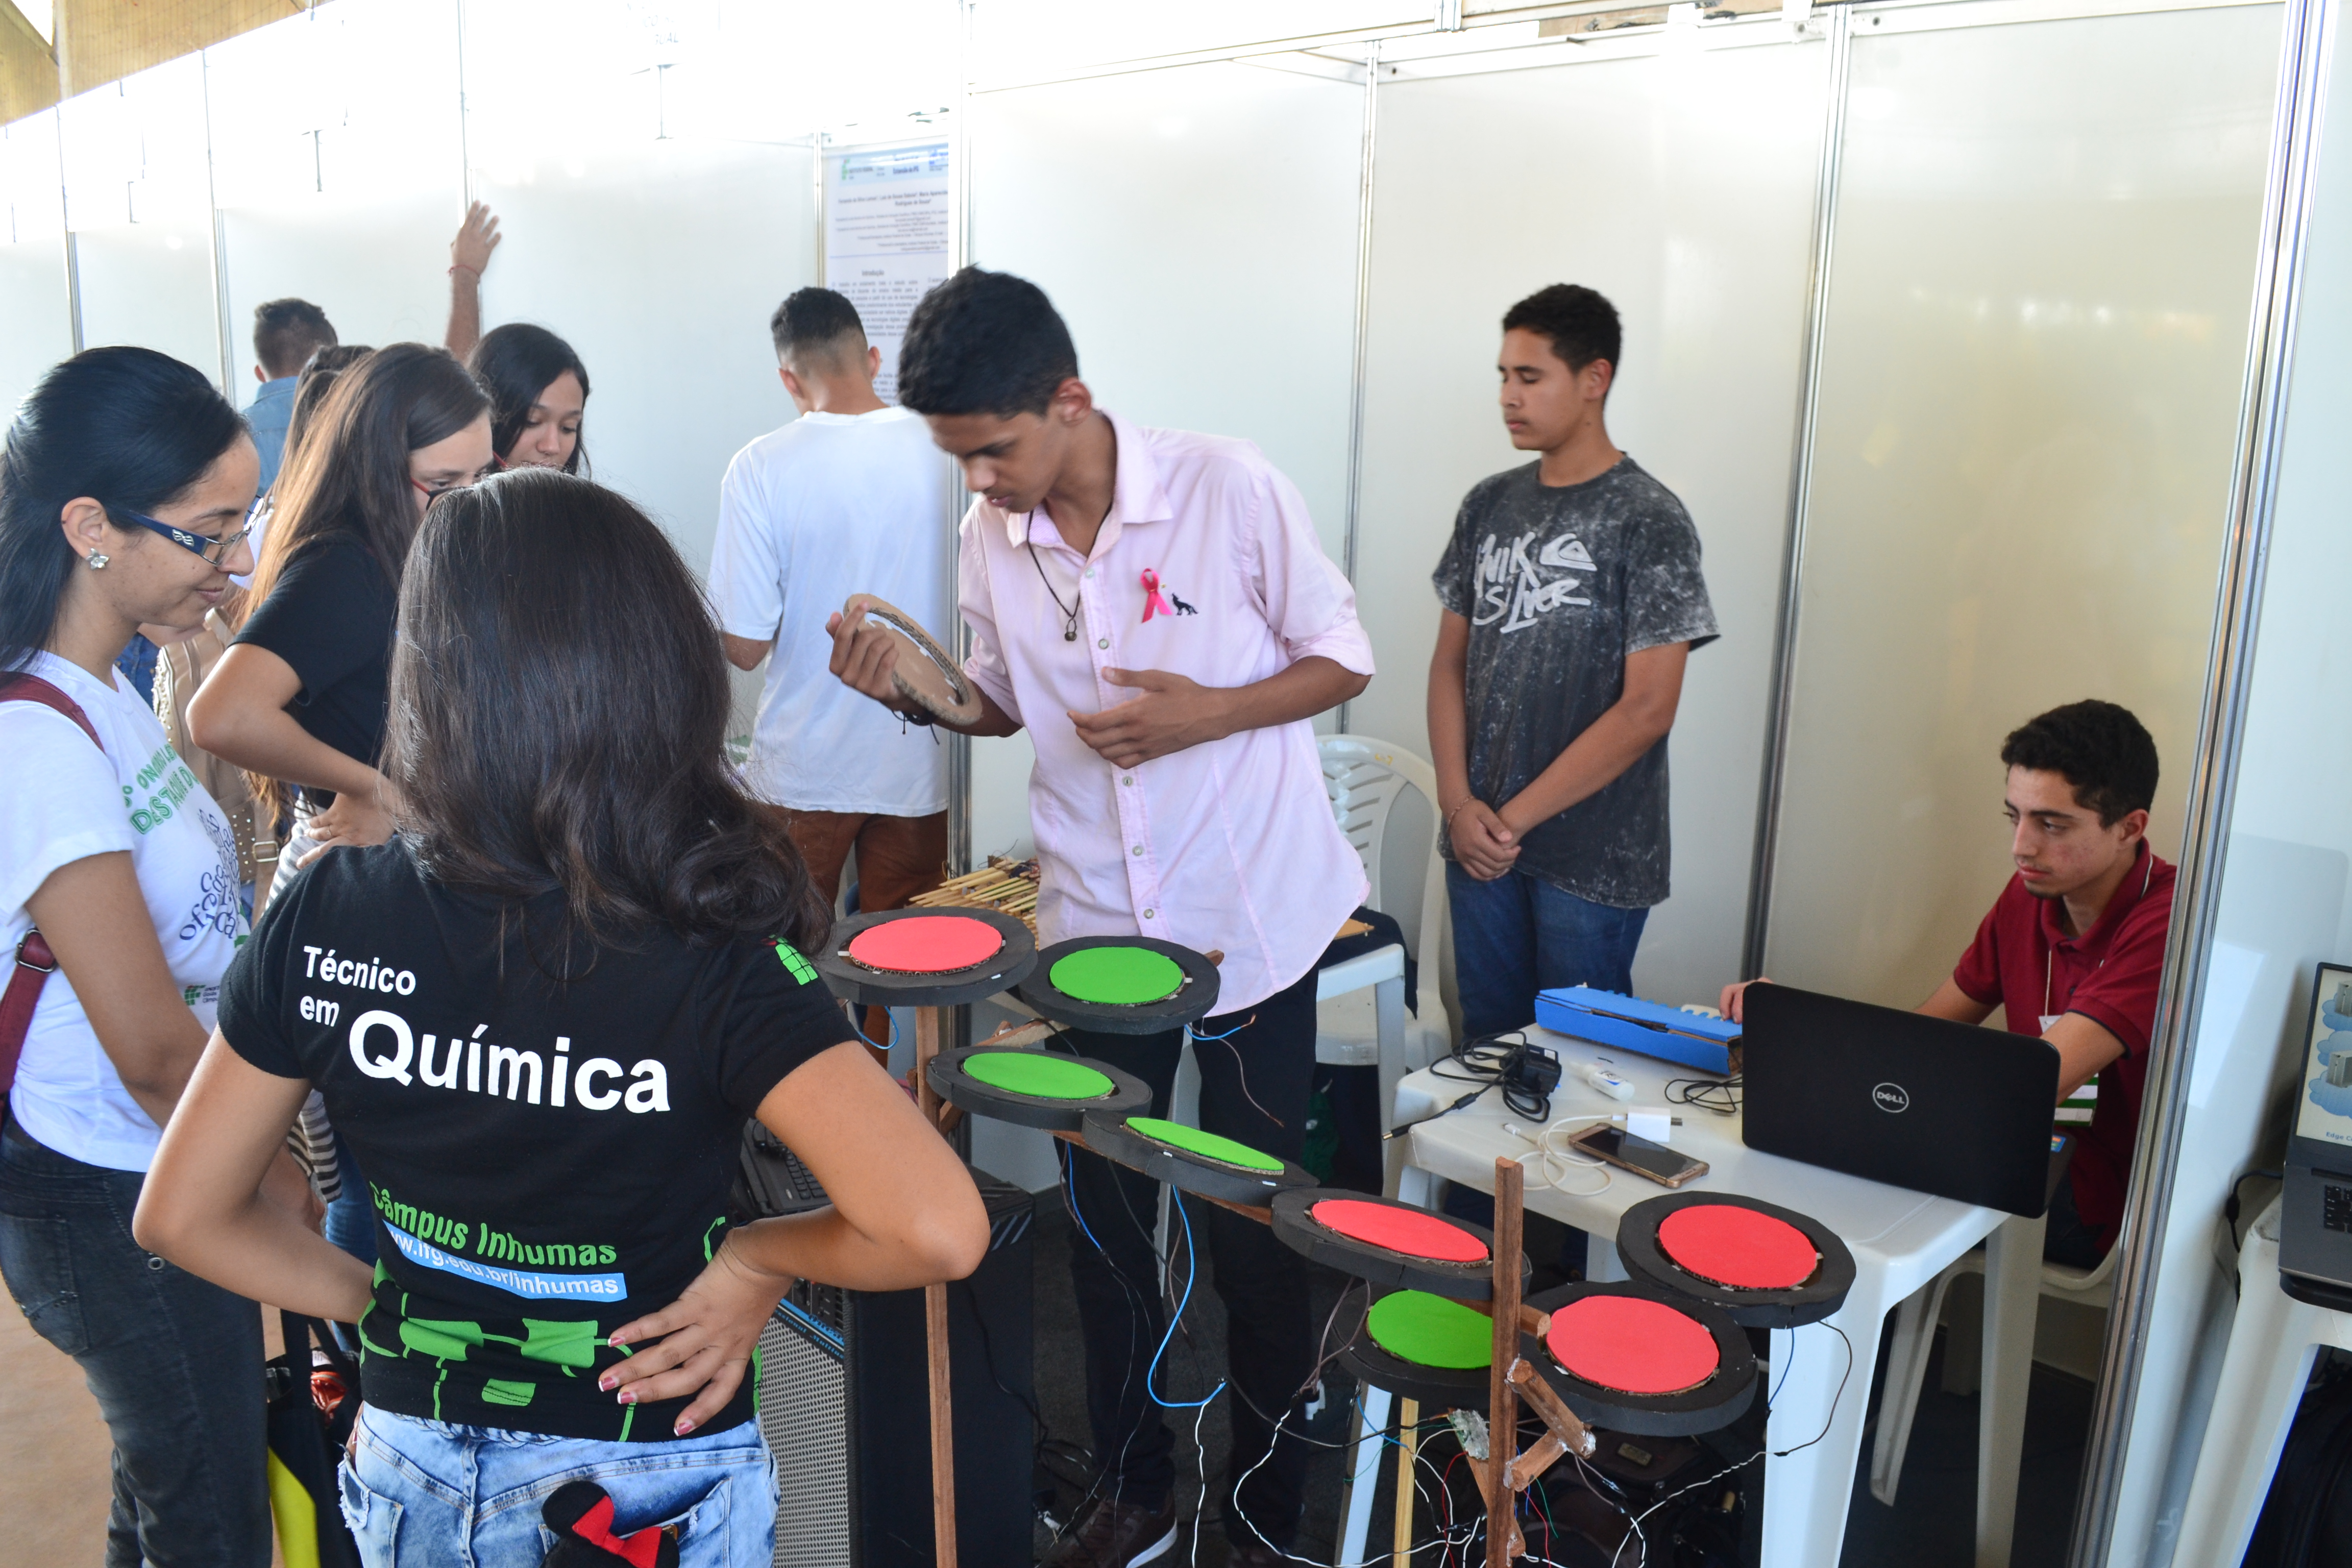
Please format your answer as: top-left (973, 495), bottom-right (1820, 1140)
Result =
top-left (925, 1045), bottom-right (1152, 1133)
top-left (1013, 937), bottom-right (1222, 1035)
top-left (1522, 1281), bottom-right (1758, 1438)
top-left (1336, 1310), bottom-right (1493, 1412)
top-left (1613, 1192), bottom-right (1856, 1329)
top-left (1268, 1188), bottom-right (1528, 1302)
top-left (814, 908), bottom-right (1038, 1009)
top-left (1078, 1108), bottom-right (1314, 1205)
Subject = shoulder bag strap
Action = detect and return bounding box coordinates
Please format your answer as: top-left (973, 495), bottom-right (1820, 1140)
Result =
top-left (0, 673), bottom-right (104, 1096)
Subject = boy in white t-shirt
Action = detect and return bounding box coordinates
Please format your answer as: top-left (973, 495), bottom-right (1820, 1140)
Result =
top-left (709, 290), bottom-right (950, 1039)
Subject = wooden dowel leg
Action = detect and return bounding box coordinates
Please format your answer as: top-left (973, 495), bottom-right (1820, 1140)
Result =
top-left (1393, 1396), bottom-right (1419, 1568)
top-left (917, 1006), bottom-right (958, 1566)
top-left (925, 1278), bottom-right (957, 1568)
top-left (1509, 1359), bottom-right (1597, 1463)
top-left (1488, 1157), bottom-right (1524, 1567)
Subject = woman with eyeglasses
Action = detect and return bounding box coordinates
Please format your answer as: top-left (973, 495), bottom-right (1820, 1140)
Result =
top-left (188, 343), bottom-right (491, 868)
top-left (0, 346), bottom-right (318, 1567)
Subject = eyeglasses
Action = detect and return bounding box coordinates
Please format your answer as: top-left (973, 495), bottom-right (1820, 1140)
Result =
top-left (411, 466), bottom-right (497, 502)
top-left (106, 506), bottom-right (254, 567)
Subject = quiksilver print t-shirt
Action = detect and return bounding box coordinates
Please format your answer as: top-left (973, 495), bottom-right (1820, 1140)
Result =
top-left (1431, 457), bottom-right (1718, 909)
top-left (219, 840), bottom-right (853, 1440)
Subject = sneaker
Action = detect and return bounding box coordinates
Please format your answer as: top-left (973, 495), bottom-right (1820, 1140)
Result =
top-left (1040, 1493), bottom-right (1180, 1568)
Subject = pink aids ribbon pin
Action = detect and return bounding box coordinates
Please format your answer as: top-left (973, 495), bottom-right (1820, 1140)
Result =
top-left (1140, 569), bottom-right (1174, 623)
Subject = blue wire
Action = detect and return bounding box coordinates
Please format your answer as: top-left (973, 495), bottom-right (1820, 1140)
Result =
top-left (1060, 1143), bottom-right (1110, 1256)
top-left (1188, 1014), bottom-right (1255, 1043)
top-left (1769, 1325), bottom-right (1798, 1407)
top-left (850, 1006), bottom-right (899, 1057)
top-left (1146, 1192), bottom-right (1226, 1410)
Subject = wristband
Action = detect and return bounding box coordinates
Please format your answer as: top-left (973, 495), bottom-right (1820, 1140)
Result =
top-left (448, 263), bottom-right (481, 277)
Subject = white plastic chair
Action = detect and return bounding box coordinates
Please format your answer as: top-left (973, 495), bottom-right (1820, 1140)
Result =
top-left (1314, 736), bottom-right (1453, 1195)
top-left (1868, 1239), bottom-right (2118, 1503)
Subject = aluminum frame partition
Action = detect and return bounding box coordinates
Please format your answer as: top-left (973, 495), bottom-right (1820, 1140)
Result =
top-left (2066, 0), bottom-right (2341, 1560)
top-left (1741, 1), bottom-right (1851, 978)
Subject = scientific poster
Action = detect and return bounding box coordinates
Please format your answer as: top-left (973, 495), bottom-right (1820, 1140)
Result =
top-left (823, 139), bottom-right (952, 403)
top-left (2295, 965), bottom-right (2352, 1150)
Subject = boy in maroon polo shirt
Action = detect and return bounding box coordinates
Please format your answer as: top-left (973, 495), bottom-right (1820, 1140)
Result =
top-left (1727, 701), bottom-right (2172, 1265)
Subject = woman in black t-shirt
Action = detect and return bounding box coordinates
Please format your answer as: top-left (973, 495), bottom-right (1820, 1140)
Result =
top-left (139, 470), bottom-right (988, 1565)
top-left (188, 344), bottom-right (492, 865)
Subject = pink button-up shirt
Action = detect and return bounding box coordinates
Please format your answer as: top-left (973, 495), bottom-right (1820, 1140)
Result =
top-left (960, 413), bottom-right (1376, 1013)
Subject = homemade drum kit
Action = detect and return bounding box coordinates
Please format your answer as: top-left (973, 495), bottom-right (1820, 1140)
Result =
top-left (824, 595), bottom-right (1858, 1567)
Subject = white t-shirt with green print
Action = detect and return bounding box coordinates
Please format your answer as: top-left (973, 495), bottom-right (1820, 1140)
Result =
top-left (1, 651), bottom-right (244, 1172)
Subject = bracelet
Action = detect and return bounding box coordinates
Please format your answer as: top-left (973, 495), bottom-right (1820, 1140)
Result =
top-left (448, 263), bottom-right (481, 277)
top-left (1443, 799), bottom-right (1479, 837)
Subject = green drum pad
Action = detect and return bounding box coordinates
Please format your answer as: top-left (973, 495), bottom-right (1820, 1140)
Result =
top-left (1128, 1116), bottom-right (1283, 1172)
top-left (962, 1052), bottom-right (1115, 1101)
top-left (1366, 1290), bottom-right (1492, 1370)
top-left (1051, 946), bottom-right (1185, 1006)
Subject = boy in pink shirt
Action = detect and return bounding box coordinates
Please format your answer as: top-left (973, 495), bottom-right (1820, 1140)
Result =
top-left (829, 268), bottom-right (1374, 1568)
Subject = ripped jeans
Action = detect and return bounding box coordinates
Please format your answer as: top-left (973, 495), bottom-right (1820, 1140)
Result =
top-left (339, 1405), bottom-right (774, 1566)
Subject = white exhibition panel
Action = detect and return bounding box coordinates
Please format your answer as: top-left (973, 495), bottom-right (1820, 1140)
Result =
top-left (0, 111), bottom-right (71, 420)
top-left (963, 59), bottom-right (1367, 864)
top-left (58, 58), bottom-right (222, 389)
top-left (2111, 19), bottom-right (2352, 1565)
top-left (1350, 35), bottom-right (1830, 1009)
top-left (459, 0), bottom-right (821, 577)
top-left (204, 0), bottom-right (464, 387)
top-left (1760, 2), bottom-right (2282, 1009)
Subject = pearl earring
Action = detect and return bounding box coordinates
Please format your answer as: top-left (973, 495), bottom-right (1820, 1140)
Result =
top-left (87, 551), bottom-right (109, 570)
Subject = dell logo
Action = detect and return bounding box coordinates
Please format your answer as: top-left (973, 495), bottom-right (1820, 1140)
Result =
top-left (1872, 1082), bottom-right (1911, 1114)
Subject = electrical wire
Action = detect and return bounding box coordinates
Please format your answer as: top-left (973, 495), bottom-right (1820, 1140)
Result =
top-left (848, 1004), bottom-right (898, 1057)
top-left (1664, 1073), bottom-right (1742, 1116)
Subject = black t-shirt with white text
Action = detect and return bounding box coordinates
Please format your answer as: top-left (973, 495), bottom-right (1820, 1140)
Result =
top-left (218, 840), bottom-right (853, 1441)
top-left (1431, 457), bottom-right (1718, 908)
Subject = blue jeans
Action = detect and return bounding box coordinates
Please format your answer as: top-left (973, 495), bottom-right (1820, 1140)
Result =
top-left (341, 1405), bottom-right (775, 1566)
top-left (0, 1114), bottom-right (271, 1567)
top-left (1447, 863), bottom-right (1652, 1040)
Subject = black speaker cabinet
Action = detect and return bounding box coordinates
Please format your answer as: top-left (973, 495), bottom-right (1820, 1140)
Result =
top-left (739, 1126), bottom-right (1035, 1567)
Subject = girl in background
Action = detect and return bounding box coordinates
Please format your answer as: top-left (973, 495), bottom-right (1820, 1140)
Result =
top-left (445, 201), bottom-right (592, 473)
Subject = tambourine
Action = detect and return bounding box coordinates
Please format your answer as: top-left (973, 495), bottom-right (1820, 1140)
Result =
top-left (1612, 1193), bottom-right (1855, 1329)
top-left (845, 594), bottom-right (984, 727)
top-left (813, 908), bottom-right (1037, 1009)
top-left (925, 1045), bottom-right (1152, 1133)
top-left (1013, 937), bottom-right (1221, 1035)
top-left (1269, 1189), bottom-right (1527, 1301)
top-left (1521, 1282), bottom-right (1756, 1436)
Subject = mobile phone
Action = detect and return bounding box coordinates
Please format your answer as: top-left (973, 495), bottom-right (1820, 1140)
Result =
top-left (1567, 1123), bottom-right (1710, 1188)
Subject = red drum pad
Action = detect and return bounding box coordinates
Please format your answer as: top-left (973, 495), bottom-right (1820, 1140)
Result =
top-left (1311, 1199), bottom-right (1488, 1264)
top-left (1656, 1204), bottom-right (1818, 1291)
top-left (845, 916), bottom-right (1005, 974)
top-left (1546, 1295), bottom-right (1720, 1396)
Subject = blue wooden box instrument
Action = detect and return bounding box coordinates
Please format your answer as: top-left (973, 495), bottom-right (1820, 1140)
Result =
top-left (1534, 987), bottom-right (1741, 1076)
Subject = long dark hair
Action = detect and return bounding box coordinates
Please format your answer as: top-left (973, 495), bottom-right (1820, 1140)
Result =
top-left (0, 347), bottom-right (246, 674)
top-left (384, 469), bottom-right (828, 953)
top-left (249, 343), bottom-right (486, 608)
top-left (470, 324), bottom-right (591, 476)
top-left (281, 343), bottom-right (376, 471)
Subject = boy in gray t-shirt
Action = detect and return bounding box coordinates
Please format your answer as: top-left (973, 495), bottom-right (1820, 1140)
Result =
top-left (1428, 285), bottom-right (1717, 1038)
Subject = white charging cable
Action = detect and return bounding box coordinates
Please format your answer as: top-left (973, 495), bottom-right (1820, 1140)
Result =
top-left (1498, 1114), bottom-right (1618, 1196)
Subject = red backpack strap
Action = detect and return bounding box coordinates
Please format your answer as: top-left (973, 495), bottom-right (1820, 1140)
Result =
top-left (0, 672), bottom-right (101, 751)
top-left (0, 671), bottom-right (104, 1095)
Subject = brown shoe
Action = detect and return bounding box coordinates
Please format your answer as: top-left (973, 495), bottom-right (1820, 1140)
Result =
top-left (1041, 1493), bottom-right (1179, 1567)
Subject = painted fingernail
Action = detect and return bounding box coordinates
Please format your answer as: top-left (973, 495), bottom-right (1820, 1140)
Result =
top-left (619, 1389), bottom-right (638, 1405)
top-left (674, 1418), bottom-right (695, 1436)
top-left (598, 1375), bottom-right (617, 1391)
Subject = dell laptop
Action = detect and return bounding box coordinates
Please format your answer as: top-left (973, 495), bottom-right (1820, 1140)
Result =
top-left (1742, 982), bottom-right (2069, 1218)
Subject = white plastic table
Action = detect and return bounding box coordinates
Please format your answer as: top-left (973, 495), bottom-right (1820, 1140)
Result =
top-left (1334, 1027), bottom-right (2042, 1568)
top-left (2171, 1193), bottom-right (2352, 1563)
